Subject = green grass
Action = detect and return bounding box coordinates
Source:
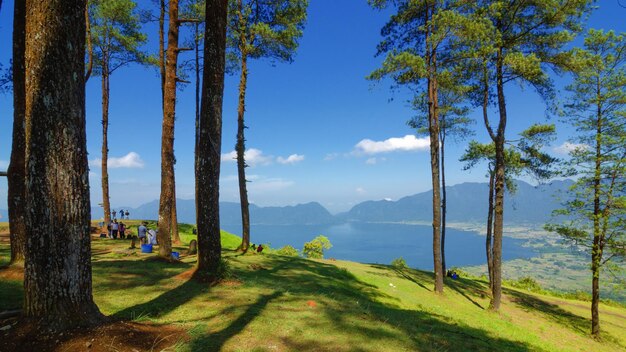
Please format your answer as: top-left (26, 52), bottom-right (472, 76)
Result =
top-left (1, 223), bottom-right (625, 351)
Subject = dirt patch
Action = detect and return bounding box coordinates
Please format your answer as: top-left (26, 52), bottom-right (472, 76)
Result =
top-left (173, 268), bottom-right (196, 281)
top-left (0, 232), bottom-right (9, 243)
top-left (0, 266), bottom-right (24, 281)
top-left (0, 319), bottom-right (187, 352)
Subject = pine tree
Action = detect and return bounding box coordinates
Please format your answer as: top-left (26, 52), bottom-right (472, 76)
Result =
top-left (228, 0), bottom-right (308, 252)
top-left (546, 29), bottom-right (626, 337)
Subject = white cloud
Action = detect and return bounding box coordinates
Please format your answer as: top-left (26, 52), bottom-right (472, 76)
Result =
top-left (324, 153), bottom-right (340, 161)
top-left (356, 187), bottom-right (366, 194)
top-left (90, 152), bottom-right (145, 169)
top-left (277, 154), bottom-right (305, 165)
top-left (354, 135), bottom-right (430, 155)
top-left (365, 157), bottom-right (387, 165)
top-left (553, 142), bottom-right (589, 155)
top-left (220, 148), bottom-right (273, 167)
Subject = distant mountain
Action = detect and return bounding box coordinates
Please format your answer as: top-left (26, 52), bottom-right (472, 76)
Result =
top-left (342, 179), bottom-right (574, 224)
top-left (1, 179), bottom-right (572, 227)
top-left (89, 199), bottom-right (337, 226)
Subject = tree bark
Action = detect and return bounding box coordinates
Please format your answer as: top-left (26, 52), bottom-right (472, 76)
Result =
top-left (23, 0), bottom-right (103, 330)
top-left (486, 171), bottom-right (495, 293)
top-left (8, 0), bottom-right (26, 266)
top-left (195, 0), bottom-right (227, 282)
top-left (236, 7), bottom-right (251, 252)
top-left (101, 53), bottom-right (111, 230)
top-left (159, 0), bottom-right (165, 106)
top-left (440, 132), bottom-right (446, 274)
top-left (490, 48), bottom-right (507, 311)
top-left (171, 182), bottom-right (180, 244)
top-left (158, 0), bottom-right (183, 259)
top-left (85, 5), bottom-right (93, 81)
top-left (195, 21), bottom-right (201, 157)
top-left (591, 90), bottom-right (603, 337)
top-left (425, 3), bottom-right (443, 294)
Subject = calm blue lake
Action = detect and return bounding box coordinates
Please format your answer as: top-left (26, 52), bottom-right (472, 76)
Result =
top-left (221, 222), bottom-right (536, 270)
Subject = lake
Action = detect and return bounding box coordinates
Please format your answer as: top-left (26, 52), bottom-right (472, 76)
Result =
top-left (222, 222), bottom-right (536, 270)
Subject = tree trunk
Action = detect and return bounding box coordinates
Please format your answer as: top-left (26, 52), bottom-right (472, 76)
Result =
top-left (195, 0), bottom-right (227, 283)
top-left (85, 5), bottom-right (93, 81)
top-left (486, 171), bottom-right (495, 293)
top-left (195, 21), bottom-right (200, 156)
top-left (171, 183), bottom-right (180, 244)
top-left (101, 56), bottom-right (111, 231)
top-left (490, 49), bottom-right (507, 311)
top-left (159, 0), bottom-right (165, 105)
top-left (8, 0), bottom-right (26, 266)
top-left (23, 0), bottom-right (103, 330)
top-left (425, 3), bottom-right (443, 294)
top-left (440, 133), bottom-right (447, 274)
top-left (591, 96), bottom-right (603, 337)
top-left (158, 0), bottom-right (182, 259)
top-left (236, 21), bottom-right (251, 252)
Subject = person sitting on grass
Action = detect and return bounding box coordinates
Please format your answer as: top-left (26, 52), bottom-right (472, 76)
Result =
top-left (256, 244), bottom-right (264, 253)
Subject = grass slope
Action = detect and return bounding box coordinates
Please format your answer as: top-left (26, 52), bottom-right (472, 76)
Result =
top-left (0, 224), bottom-right (625, 351)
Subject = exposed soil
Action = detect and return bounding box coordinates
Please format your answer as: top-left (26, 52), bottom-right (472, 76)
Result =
top-left (0, 319), bottom-right (188, 352)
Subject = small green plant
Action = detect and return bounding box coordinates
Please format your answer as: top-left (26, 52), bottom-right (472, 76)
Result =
top-left (510, 276), bottom-right (543, 292)
top-left (276, 245), bottom-right (299, 257)
top-left (302, 235), bottom-right (332, 259)
top-left (391, 257), bottom-right (408, 270)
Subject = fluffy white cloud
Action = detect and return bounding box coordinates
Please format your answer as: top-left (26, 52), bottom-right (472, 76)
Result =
top-left (553, 142), bottom-right (589, 155)
top-left (221, 148), bottom-right (273, 166)
top-left (90, 152), bottom-right (145, 169)
top-left (277, 154), bottom-right (305, 165)
top-left (354, 135), bottom-right (429, 155)
top-left (221, 149), bottom-right (304, 167)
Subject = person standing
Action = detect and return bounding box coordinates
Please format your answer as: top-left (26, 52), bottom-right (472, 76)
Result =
top-left (119, 222), bottom-right (126, 239)
top-left (119, 209), bottom-right (124, 219)
top-left (111, 220), bottom-right (119, 239)
top-left (137, 221), bottom-right (147, 244)
top-left (125, 210), bottom-right (130, 219)
top-left (111, 209), bottom-right (116, 220)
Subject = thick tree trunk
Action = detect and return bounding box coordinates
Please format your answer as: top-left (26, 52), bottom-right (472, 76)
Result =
top-left (236, 47), bottom-right (251, 252)
top-left (486, 171), bottom-right (495, 293)
top-left (159, 0), bottom-right (165, 105)
top-left (490, 50), bottom-right (507, 311)
top-left (85, 5), bottom-right (92, 81)
top-left (23, 0), bottom-right (103, 330)
top-left (158, 0), bottom-right (182, 259)
top-left (171, 183), bottom-right (180, 244)
top-left (8, 0), bottom-right (26, 266)
top-left (195, 22), bottom-right (201, 156)
top-left (440, 135), bottom-right (447, 274)
top-left (101, 59), bottom-right (111, 230)
top-left (195, 0), bottom-right (227, 282)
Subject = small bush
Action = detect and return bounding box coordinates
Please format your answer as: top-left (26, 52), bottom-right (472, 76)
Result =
top-left (510, 276), bottom-right (542, 292)
top-left (276, 245), bottom-right (299, 257)
top-left (391, 257), bottom-right (408, 270)
top-left (302, 235), bottom-right (332, 259)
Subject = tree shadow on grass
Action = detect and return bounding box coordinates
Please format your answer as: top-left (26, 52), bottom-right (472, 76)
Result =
top-left (187, 291), bottom-right (283, 351)
top-left (504, 288), bottom-right (591, 335)
top-left (186, 256), bottom-right (541, 352)
top-left (446, 277), bottom-right (487, 310)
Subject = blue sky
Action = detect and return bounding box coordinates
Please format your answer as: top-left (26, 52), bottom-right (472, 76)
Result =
top-left (0, 0), bottom-right (625, 214)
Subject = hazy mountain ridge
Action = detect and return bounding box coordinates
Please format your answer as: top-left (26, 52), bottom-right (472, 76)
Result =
top-left (1, 179), bottom-right (573, 226)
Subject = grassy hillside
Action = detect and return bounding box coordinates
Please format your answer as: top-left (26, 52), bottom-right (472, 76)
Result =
top-left (0, 224), bottom-right (624, 351)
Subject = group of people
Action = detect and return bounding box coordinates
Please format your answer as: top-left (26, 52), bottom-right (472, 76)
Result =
top-left (106, 220), bottom-right (127, 239)
top-left (112, 209), bottom-right (130, 220)
top-left (137, 221), bottom-right (158, 245)
top-left (250, 243), bottom-right (264, 253)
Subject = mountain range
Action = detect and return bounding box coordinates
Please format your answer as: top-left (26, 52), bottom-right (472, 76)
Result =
top-left (0, 179), bottom-right (573, 226)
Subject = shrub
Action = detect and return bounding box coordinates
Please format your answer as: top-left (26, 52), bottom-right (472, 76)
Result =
top-left (302, 235), bottom-right (332, 259)
top-left (276, 245), bottom-right (299, 257)
top-left (391, 257), bottom-right (408, 270)
top-left (510, 276), bottom-right (542, 292)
